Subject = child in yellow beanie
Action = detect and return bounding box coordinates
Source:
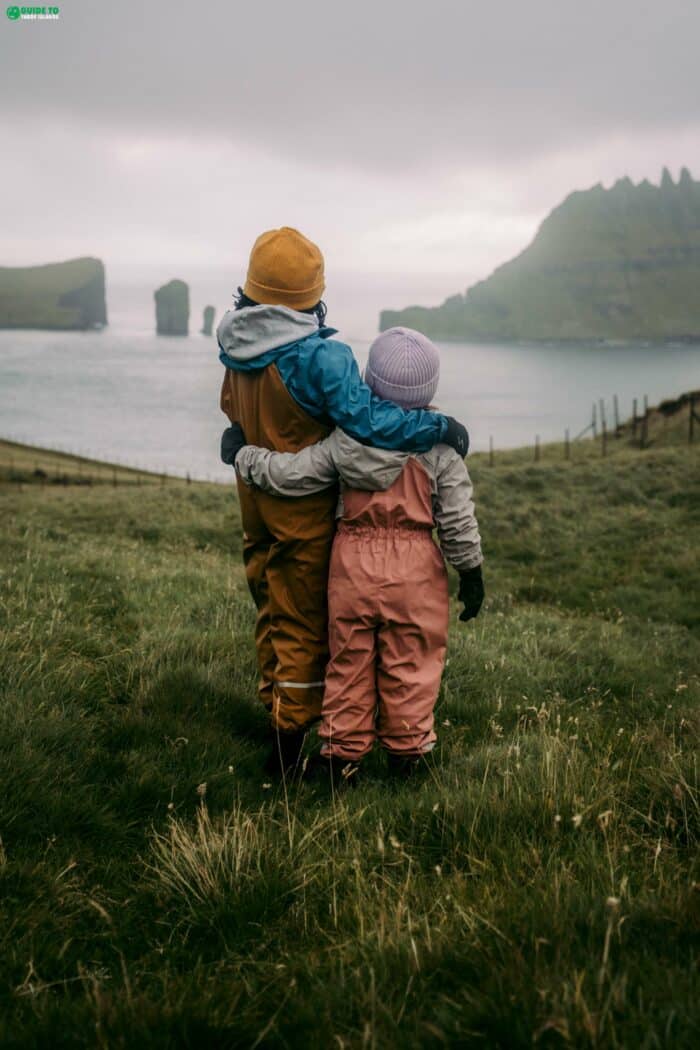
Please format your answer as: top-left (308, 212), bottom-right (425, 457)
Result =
top-left (219, 227), bottom-right (470, 777)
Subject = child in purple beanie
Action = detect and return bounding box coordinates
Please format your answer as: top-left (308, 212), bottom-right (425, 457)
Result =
top-left (234, 327), bottom-right (484, 781)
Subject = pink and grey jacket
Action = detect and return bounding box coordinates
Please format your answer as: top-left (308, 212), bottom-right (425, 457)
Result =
top-left (235, 428), bottom-right (482, 571)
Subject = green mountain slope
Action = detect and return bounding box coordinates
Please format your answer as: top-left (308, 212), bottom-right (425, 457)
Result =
top-left (381, 168), bottom-right (700, 342)
top-left (0, 257), bottom-right (107, 330)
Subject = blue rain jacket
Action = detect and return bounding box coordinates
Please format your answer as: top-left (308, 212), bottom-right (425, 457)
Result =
top-left (217, 305), bottom-right (448, 453)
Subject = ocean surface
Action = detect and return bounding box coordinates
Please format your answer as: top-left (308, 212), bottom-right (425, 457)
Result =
top-left (2, 280), bottom-right (700, 481)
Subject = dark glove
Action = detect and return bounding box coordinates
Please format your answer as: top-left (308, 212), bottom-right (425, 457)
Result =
top-left (458, 564), bottom-right (484, 622)
top-left (444, 417), bottom-right (470, 458)
top-left (221, 423), bottom-right (246, 466)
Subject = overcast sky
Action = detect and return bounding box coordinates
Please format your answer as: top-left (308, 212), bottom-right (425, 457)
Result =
top-left (1, 0), bottom-right (698, 311)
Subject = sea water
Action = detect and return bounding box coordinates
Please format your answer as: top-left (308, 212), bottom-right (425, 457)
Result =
top-left (1, 278), bottom-right (699, 481)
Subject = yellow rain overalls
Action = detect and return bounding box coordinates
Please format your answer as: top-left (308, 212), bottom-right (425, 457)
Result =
top-left (221, 365), bottom-right (338, 732)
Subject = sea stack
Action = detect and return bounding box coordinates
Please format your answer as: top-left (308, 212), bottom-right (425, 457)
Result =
top-left (154, 279), bottom-right (189, 336)
top-left (0, 257), bottom-right (107, 330)
top-left (201, 305), bottom-right (215, 336)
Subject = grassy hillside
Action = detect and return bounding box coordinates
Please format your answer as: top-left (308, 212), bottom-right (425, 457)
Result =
top-left (0, 438), bottom-right (189, 488)
top-left (1, 436), bottom-right (699, 1046)
top-left (0, 257), bottom-right (107, 330)
top-left (381, 169), bottom-right (700, 342)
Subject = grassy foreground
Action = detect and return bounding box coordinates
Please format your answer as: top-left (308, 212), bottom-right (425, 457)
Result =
top-left (1, 437), bottom-right (699, 1048)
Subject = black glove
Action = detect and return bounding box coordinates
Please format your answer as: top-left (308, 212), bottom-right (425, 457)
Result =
top-left (221, 423), bottom-right (246, 466)
top-left (458, 564), bottom-right (484, 622)
top-left (444, 417), bottom-right (470, 457)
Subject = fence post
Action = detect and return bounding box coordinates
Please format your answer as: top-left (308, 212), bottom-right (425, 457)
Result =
top-left (632, 398), bottom-right (638, 438)
top-left (599, 399), bottom-right (606, 433)
top-left (690, 394), bottom-right (696, 445)
top-left (565, 428), bottom-right (570, 460)
top-left (488, 436), bottom-right (494, 467)
top-left (601, 417), bottom-right (607, 457)
top-left (592, 403), bottom-right (597, 438)
top-left (613, 394), bottom-right (620, 437)
top-left (534, 434), bottom-right (540, 462)
top-left (640, 395), bottom-right (649, 449)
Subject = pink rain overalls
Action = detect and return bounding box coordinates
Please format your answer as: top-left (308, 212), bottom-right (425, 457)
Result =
top-left (319, 457), bottom-right (449, 760)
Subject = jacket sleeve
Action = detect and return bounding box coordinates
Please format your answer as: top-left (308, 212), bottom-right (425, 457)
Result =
top-left (311, 340), bottom-right (448, 453)
top-left (235, 437), bottom-right (339, 497)
top-left (433, 448), bottom-right (483, 571)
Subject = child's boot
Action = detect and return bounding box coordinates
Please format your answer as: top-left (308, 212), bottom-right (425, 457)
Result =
top-left (305, 753), bottom-right (361, 789)
top-left (386, 752), bottom-right (426, 780)
top-left (263, 728), bottom-right (306, 778)
top-left (328, 754), bottom-right (361, 788)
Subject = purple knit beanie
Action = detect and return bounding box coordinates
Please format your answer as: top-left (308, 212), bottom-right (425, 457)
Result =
top-left (365, 327), bottom-right (440, 409)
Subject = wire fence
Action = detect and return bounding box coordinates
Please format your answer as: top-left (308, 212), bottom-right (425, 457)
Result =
top-left (1, 391), bottom-right (697, 487)
top-left (0, 435), bottom-right (226, 488)
top-left (485, 390), bottom-right (698, 464)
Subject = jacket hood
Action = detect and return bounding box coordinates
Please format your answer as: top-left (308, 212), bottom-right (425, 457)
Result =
top-left (332, 430), bottom-right (410, 491)
top-left (217, 304), bottom-right (320, 362)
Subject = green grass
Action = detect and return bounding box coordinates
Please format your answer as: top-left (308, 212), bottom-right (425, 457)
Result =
top-left (1, 439), bottom-right (699, 1047)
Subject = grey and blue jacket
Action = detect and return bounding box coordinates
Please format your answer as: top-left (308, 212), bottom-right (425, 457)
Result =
top-left (217, 305), bottom-right (449, 452)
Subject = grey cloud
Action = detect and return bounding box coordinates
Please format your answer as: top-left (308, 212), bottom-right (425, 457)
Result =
top-left (1, 0), bottom-right (698, 171)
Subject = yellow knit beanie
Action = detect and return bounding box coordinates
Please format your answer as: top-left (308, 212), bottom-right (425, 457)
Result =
top-left (244, 227), bottom-right (325, 311)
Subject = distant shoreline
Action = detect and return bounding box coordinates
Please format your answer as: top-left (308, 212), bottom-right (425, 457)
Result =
top-left (2, 324), bottom-right (700, 350)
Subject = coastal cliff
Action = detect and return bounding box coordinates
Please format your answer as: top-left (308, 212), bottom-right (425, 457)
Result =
top-left (0, 257), bottom-right (107, 330)
top-left (381, 169), bottom-right (700, 343)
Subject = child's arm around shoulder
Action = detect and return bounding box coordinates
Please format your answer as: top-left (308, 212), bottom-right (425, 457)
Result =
top-left (430, 444), bottom-right (483, 571)
top-left (235, 432), bottom-right (340, 498)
